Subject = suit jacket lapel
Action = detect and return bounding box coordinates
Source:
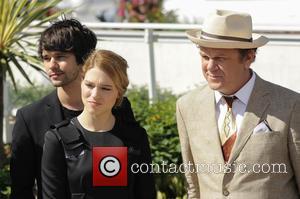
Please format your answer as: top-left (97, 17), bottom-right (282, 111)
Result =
top-left (229, 76), bottom-right (271, 163)
top-left (45, 90), bottom-right (63, 126)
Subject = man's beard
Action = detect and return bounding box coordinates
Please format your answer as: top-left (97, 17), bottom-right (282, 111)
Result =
top-left (51, 70), bottom-right (80, 87)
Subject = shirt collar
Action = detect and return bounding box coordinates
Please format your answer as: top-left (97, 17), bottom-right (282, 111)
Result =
top-left (215, 71), bottom-right (256, 105)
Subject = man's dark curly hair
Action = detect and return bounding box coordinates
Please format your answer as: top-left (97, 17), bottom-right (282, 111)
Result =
top-left (38, 18), bottom-right (97, 65)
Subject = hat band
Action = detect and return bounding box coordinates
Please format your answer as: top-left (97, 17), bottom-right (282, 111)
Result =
top-left (201, 31), bottom-right (253, 42)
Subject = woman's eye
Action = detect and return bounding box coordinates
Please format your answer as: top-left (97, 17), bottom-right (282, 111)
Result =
top-left (85, 83), bottom-right (93, 88)
top-left (102, 87), bottom-right (111, 91)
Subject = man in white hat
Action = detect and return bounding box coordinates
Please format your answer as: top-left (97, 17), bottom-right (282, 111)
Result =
top-left (176, 9), bottom-right (300, 198)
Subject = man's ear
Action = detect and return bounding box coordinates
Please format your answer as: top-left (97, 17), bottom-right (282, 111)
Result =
top-left (79, 68), bottom-right (84, 80)
top-left (244, 50), bottom-right (256, 69)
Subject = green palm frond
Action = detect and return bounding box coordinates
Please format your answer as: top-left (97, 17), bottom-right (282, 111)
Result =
top-left (0, 0), bottom-right (72, 90)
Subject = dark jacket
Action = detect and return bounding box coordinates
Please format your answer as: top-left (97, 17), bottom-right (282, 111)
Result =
top-left (10, 91), bottom-right (136, 199)
top-left (42, 118), bottom-right (156, 199)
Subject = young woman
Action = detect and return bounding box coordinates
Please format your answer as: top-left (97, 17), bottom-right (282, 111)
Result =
top-left (42, 50), bottom-right (156, 199)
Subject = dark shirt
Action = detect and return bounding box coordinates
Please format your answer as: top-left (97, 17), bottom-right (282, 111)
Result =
top-left (74, 118), bottom-right (123, 146)
top-left (42, 117), bottom-right (156, 199)
top-left (61, 106), bottom-right (82, 120)
top-left (70, 118), bottom-right (130, 198)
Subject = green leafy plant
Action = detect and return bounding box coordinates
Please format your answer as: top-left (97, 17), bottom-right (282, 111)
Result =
top-left (0, 144), bottom-right (11, 199)
top-left (9, 84), bottom-right (53, 108)
top-left (127, 86), bottom-right (187, 198)
top-left (0, 164), bottom-right (10, 199)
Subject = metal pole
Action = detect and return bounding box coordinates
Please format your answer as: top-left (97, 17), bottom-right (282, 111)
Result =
top-left (144, 28), bottom-right (157, 104)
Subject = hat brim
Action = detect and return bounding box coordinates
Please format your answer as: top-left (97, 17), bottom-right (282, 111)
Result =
top-left (186, 29), bottom-right (269, 49)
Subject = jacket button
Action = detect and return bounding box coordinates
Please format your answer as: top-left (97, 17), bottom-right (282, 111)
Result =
top-left (223, 189), bottom-right (230, 196)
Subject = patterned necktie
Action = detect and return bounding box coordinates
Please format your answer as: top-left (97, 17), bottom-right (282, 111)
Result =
top-left (220, 96), bottom-right (237, 162)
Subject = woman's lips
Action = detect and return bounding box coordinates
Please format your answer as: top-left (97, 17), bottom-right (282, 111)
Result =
top-left (88, 101), bottom-right (101, 106)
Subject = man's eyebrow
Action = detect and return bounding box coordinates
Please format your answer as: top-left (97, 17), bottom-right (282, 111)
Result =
top-left (200, 52), bottom-right (227, 57)
top-left (54, 52), bottom-right (69, 56)
top-left (215, 54), bottom-right (227, 57)
top-left (43, 52), bottom-right (70, 56)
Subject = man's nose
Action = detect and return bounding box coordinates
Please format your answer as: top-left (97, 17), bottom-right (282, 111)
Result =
top-left (48, 58), bottom-right (59, 70)
top-left (207, 59), bottom-right (218, 71)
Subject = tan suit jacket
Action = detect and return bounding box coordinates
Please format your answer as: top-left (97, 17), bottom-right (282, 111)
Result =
top-left (176, 75), bottom-right (300, 199)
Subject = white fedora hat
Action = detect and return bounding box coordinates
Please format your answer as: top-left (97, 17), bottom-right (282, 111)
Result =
top-left (186, 9), bottom-right (269, 49)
